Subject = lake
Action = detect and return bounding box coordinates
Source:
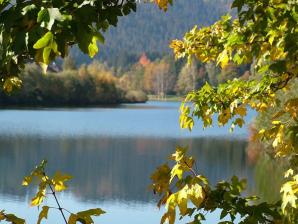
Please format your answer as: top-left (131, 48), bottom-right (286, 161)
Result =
top-left (0, 101), bottom-right (256, 223)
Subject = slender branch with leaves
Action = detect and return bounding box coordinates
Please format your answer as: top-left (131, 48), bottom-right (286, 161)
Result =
top-left (151, 0), bottom-right (298, 223)
top-left (1, 160), bottom-right (105, 224)
top-left (150, 146), bottom-right (281, 224)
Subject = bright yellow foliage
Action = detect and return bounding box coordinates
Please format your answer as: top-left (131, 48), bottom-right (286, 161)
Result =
top-left (167, 0), bottom-right (298, 222)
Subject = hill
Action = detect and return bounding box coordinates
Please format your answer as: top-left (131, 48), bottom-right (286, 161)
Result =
top-left (70, 0), bottom-right (232, 68)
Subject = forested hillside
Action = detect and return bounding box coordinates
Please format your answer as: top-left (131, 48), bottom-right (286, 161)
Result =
top-left (70, 0), bottom-right (232, 68)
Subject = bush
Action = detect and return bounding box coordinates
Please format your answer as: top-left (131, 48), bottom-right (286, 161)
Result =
top-left (124, 90), bottom-right (148, 103)
top-left (0, 62), bottom-right (148, 106)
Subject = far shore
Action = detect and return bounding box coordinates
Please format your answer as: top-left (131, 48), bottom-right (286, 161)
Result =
top-left (148, 95), bottom-right (184, 102)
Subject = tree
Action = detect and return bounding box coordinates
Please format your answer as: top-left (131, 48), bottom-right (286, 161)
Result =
top-left (151, 0), bottom-right (298, 223)
top-left (205, 62), bottom-right (219, 86)
top-left (217, 62), bottom-right (240, 83)
top-left (143, 59), bottom-right (176, 98)
top-left (119, 63), bottom-right (145, 91)
top-left (0, 0), bottom-right (137, 92)
top-left (175, 62), bottom-right (197, 95)
top-left (175, 59), bottom-right (208, 95)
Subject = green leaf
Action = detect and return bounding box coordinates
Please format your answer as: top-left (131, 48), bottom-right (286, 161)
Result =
top-left (46, 8), bottom-right (63, 30)
top-left (38, 8), bottom-right (63, 30)
top-left (231, 0), bottom-right (244, 11)
top-left (21, 4), bottom-right (37, 15)
top-left (33, 32), bottom-right (53, 49)
top-left (269, 60), bottom-right (287, 73)
top-left (43, 47), bottom-right (52, 65)
top-left (37, 8), bottom-right (50, 23)
top-left (220, 209), bottom-right (228, 219)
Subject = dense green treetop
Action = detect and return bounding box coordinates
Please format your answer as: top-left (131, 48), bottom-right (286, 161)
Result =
top-left (0, 0), bottom-right (137, 92)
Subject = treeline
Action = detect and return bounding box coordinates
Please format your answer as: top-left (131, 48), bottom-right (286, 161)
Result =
top-left (0, 53), bottom-right (250, 106)
top-left (115, 53), bottom-right (250, 98)
top-left (0, 61), bottom-right (148, 106)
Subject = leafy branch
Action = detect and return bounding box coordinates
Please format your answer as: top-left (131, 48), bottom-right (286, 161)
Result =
top-left (150, 146), bottom-right (282, 224)
top-left (20, 160), bottom-right (106, 224)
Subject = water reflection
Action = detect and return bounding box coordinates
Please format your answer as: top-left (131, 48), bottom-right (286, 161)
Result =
top-left (0, 136), bottom-right (253, 203)
top-left (0, 101), bottom-right (256, 223)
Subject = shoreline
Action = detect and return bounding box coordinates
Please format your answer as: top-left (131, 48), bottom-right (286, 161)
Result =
top-left (147, 95), bottom-right (183, 102)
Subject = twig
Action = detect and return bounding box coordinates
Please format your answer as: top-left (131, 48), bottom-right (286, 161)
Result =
top-left (43, 172), bottom-right (68, 224)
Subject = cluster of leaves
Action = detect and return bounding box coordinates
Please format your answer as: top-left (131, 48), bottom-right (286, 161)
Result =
top-left (154, 0), bottom-right (298, 223)
top-left (150, 147), bottom-right (281, 224)
top-left (0, 210), bottom-right (25, 224)
top-left (1, 160), bottom-right (105, 224)
top-left (171, 1), bottom-right (298, 73)
top-left (173, 0), bottom-right (298, 159)
top-left (0, 0), bottom-right (137, 92)
top-left (280, 169), bottom-right (298, 223)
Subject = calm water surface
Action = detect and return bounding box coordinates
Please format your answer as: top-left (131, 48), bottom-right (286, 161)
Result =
top-left (0, 101), bottom-right (256, 223)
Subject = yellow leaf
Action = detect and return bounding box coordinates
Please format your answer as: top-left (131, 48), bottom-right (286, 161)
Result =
top-left (163, 194), bottom-right (177, 224)
top-left (160, 210), bottom-right (176, 224)
top-left (235, 118), bottom-right (245, 128)
top-left (0, 212), bottom-right (5, 221)
top-left (177, 190), bottom-right (188, 216)
top-left (22, 175), bottom-right (32, 186)
top-left (37, 206), bottom-right (49, 224)
top-left (272, 120), bottom-right (281, 125)
top-left (234, 106), bottom-right (247, 117)
top-left (150, 164), bottom-right (171, 194)
top-left (218, 109), bottom-right (231, 126)
top-left (76, 208), bottom-right (106, 224)
top-left (88, 36), bottom-right (99, 58)
top-left (171, 146), bottom-right (187, 162)
top-left (217, 50), bottom-right (229, 68)
top-left (187, 184), bottom-right (205, 207)
top-left (5, 214), bottom-right (25, 224)
top-left (3, 77), bottom-right (22, 93)
top-left (170, 164), bottom-right (184, 182)
top-left (256, 102), bottom-right (268, 111)
top-left (52, 171), bottom-right (72, 192)
top-left (68, 214), bottom-right (78, 224)
top-left (77, 208), bottom-right (106, 217)
top-left (155, 0), bottom-right (171, 11)
top-left (31, 188), bottom-right (46, 206)
top-left (272, 124), bottom-right (284, 148)
top-left (285, 169), bottom-right (294, 178)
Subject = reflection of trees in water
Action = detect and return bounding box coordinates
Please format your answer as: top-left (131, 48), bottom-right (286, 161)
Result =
top-left (253, 154), bottom-right (284, 203)
top-left (0, 136), bottom-right (252, 203)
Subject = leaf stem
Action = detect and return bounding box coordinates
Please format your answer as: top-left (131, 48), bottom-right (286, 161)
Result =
top-left (49, 184), bottom-right (68, 224)
top-left (43, 172), bottom-right (68, 224)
